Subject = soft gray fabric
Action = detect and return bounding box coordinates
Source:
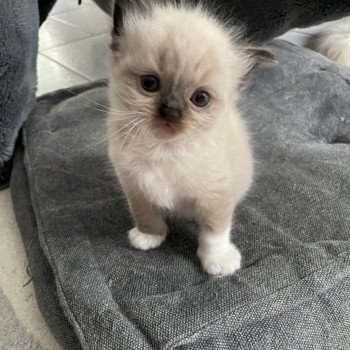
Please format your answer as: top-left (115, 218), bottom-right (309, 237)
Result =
top-left (11, 143), bottom-right (81, 350)
top-left (11, 41), bottom-right (350, 349)
top-left (0, 0), bottom-right (56, 187)
top-left (207, 0), bottom-right (350, 41)
top-left (0, 0), bottom-right (39, 183)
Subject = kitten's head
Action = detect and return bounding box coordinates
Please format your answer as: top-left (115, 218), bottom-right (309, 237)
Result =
top-left (108, 1), bottom-right (275, 143)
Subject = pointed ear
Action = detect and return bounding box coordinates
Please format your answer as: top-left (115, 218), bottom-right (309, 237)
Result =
top-left (245, 46), bottom-right (277, 73)
top-left (112, 2), bottom-right (123, 37)
top-left (111, 1), bottom-right (128, 51)
top-left (111, 0), bottom-right (148, 51)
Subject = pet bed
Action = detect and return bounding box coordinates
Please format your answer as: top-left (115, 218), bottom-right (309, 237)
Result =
top-left (11, 40), bottom-right (350, 349)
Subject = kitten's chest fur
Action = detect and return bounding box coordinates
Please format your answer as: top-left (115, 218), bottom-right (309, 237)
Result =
top-left (124, 146), bottom-right (203, 210)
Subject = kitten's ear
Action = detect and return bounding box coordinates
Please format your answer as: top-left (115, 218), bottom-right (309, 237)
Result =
top-left (111, 0), bottom-right (148, 51)
top-left (112, 2), bottom-right (124, 38)
top-left (245, 46), bottom-right (277, 73)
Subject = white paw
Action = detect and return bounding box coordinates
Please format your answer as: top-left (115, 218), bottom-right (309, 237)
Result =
top-left (128, 227), bottom-right (166, 250)
top-left (197, 243), bottom-right (241, 276)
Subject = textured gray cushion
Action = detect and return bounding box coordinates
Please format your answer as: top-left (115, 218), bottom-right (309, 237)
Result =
top-left (11, 40), bottom-right (350, 349)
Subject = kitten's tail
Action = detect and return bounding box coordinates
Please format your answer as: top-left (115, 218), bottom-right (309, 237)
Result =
top-left (306, 17), bottom-right (350, 67)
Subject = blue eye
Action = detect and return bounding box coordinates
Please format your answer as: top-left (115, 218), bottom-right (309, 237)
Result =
top-left (140, 75), bottom-right (160, 92)
top-left (190, 90), bottom-right (210, 107)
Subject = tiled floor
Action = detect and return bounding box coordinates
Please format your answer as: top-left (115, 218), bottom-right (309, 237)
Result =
top-left (0, 0), bottom-right (336, 347)
top-left (37, 0), bottom-right (111, 95)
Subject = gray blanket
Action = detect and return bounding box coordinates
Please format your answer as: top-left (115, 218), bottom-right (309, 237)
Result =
top-left (208, 0), bottom-right (350, 41)
top-left (0, 0), bottom-right (56, 187)
top-left (0, 0), bottom-right (38, 185)
top-left (11, 40), bottom-right (350, 349)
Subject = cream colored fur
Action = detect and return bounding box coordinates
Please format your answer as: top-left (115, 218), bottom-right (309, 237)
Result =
top-left (107, 2), bottom-right (272, 276)
top-left (307, 17), bottom-right (350, 66)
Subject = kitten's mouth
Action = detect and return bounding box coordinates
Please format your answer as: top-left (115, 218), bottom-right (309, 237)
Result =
top-left (153, 120), bottom-right (178, 136)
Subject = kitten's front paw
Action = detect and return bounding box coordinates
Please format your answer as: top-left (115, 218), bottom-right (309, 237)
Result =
top-left (197, 244), bottom-right (241, 276)
top-left (128, 227), bottom-right (166, 250)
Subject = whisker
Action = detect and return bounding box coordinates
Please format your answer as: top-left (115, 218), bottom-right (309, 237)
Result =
top-left (127, 121), bottom-right (146, 150)
top-left (86, 117), bottom-right (141, 150)
top-left (111, 117), bottom-right (143, 136)
top-left (105, 117), bottom-right (143, 141)
top-left (136, 123), bottom-right (149, 144)
top-left (138, 124), bottom-right (151, 144)
top-left (108, 111), bottom-right (144, 117)
top-left (92, 107), bottom-right (144, 119)
top-left (91, 107), bottom-right (107, 113)
top-left (120, 119), bottom-right (144, 151)
top-left (92, 107), bottom-right (139, 116)
top-left (92, 107), bottom-right (120, 114)
top-left (119, 127), bottom-right (135, 152)
top-left (68, 90), bottom-right (124, 113)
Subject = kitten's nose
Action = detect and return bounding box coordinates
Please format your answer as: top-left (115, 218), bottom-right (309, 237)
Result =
top-left (158, 105), bottom-right (182, 122)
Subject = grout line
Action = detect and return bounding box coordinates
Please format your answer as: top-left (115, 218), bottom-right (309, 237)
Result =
top-left (49, 4), bottom-right (91, 18)
top-left (39, 37), bottom-right (92, 53)
top-left (50, 15), bottom-right (112, 36)
top-left (38, 53), bottom-right (92, 81)
top-left (47, 16), bottom-right (92, 35)
top-left (290, 29), bottom-right (315, 37)
top-left (39, 31), bottom-right (111, 54)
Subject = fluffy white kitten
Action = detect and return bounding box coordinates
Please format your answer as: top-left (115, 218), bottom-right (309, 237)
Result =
top-left (307, 16), bottom-right (350, 67)
top-left (107, 1), bottom-right (274, 276)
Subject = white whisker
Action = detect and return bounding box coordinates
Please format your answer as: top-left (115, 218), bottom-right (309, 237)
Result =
top-left (139, 124), bottom-right (151, 143)
top-left (68, 90), bottom-right (125, 113)
top-left (127, 121), bottom-right (146, 150)
top-left (91, 107), bottom-right (145, 120)
top-left (106, 117), bottom-right (142, 141)
top-left (136, 123), bottom-right (149, 144)
top-left (86, 117), bottom-right (141, 150)
top-left (120, 119), bottom-right (144, 151)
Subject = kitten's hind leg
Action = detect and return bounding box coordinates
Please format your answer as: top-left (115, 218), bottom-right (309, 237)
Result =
top-left (196, 201), bottom-right (241, 276)
top-left (125, 187), bottom-right (168, 250)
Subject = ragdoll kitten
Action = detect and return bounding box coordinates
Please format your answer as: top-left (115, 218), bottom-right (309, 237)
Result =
top-left (107, 0), bottom-right (274, 276)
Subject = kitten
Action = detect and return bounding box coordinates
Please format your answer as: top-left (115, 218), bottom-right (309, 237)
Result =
top-left (107, 1), bottom-right (274, 276)
top-left (306, 16), bottom-right (350, 67)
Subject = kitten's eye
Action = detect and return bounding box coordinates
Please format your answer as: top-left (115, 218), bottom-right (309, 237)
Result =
top-left (190, 90), bottom-right (210, 107)
top-left (140, 75), bottom-right (160, 93)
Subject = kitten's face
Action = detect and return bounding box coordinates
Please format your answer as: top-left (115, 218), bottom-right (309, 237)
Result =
top-left (109, 5), bottom-right (267, 142)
